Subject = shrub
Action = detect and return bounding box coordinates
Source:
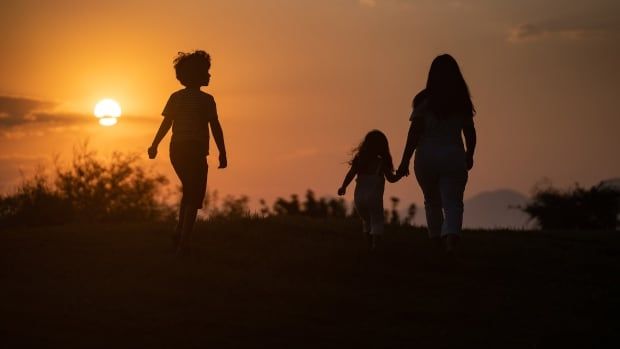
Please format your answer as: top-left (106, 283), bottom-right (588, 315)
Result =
top-left (0, 145), bottom-right (171, 226)
top-left (0, 172), bottom-right (71, 227)
top-left (522, 182), bottom-right (619, 230)
top-left (55, 145), bottom-right (169, 221)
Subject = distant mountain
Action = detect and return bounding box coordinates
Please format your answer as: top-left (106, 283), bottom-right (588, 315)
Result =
top-left (463, 189), bottom-right (530, 229)
top-left (599, 178), bottom-right (620, 191)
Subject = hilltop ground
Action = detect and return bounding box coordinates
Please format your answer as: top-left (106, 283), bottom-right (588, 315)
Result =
top-left (2, 218), bottom-right (619, 348)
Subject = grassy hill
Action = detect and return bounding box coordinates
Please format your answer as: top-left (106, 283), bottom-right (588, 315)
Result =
top-left (2, 218), bottom-right (619, 348)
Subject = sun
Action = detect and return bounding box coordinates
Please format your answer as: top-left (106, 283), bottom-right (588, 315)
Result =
top-left (94, 98), bottom-right (122, 126)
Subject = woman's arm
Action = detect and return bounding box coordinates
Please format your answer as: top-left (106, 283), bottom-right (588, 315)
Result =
top-left (463, 117), bottom-right (476, 170)
top-left (210, 119), bottom-right (227, 168)
top-left (338, 163), bottom-right (358, 196)
top-left (148, 117), bottom-right (173, 159)
top-left (397, 118), bottom-right (422, 175)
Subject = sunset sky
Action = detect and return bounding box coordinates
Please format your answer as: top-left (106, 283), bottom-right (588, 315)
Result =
top-left (1, 0), bottom-right (619, 213)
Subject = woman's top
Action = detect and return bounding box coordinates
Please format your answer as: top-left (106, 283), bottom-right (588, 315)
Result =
top-left (411, 96), bottom-right (473, 150)
top-left (162, 88), bottom-right (219, 155)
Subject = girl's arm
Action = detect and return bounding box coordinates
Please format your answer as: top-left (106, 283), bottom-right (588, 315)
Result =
top-left (148, 117), bottom-right (173, 159)
top-left (463, 117), bottom-right (476, 170)
top-left (338, 163), bottom-right (358, 196)
top-left (210, 119), bottom-right (227, 168)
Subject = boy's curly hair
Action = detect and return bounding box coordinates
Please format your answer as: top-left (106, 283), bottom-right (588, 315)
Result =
top-left (173, 50), bottom-right (211, 87)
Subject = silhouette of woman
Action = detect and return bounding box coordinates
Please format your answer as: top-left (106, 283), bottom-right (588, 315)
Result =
top-left (397, 54), bottom-right (477, 252)
top-left (148, 50), bottom-right (227, 256)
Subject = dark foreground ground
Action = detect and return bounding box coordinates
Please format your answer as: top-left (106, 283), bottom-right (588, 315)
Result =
top-left (1, 218), bottom-right (619, 348)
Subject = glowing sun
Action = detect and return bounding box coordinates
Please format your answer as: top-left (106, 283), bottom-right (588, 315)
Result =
top-left (94, 99), bottom-right (121, 126)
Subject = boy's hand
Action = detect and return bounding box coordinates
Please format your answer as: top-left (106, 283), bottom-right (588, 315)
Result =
top-left (218, 153), bottom-right (227, 169)
top-left (337, 187), bottom-right (346, 196)
top-left (147, 146), bottom-right (157, 159)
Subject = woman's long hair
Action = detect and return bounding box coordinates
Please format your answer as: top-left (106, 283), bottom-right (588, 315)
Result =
top-left (349, 130), bottom-right (394, 172)
top-left (422, 54), bottom-right (475, 118)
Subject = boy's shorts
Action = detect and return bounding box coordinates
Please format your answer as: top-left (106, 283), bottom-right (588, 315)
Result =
top-left (170, 141), bottom-right (208, 208)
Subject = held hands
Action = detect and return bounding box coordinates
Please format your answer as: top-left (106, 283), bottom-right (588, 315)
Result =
top-left (337, 187), bottom-right (346, 196)
top-left (396, 161), bottom-right (410, 177)
top-left (218, 152), bottom-right (228, 169)
top-left (147, 146), bottom-right (157, 159)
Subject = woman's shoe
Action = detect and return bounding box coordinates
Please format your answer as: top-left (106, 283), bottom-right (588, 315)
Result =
top-left (445, 234), bottom-right (460, 253)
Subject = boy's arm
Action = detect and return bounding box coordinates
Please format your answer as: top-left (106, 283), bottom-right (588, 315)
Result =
top-left (463, 117), bottom-right (476, 170)
top-left (210, 119), bottom-right (227, 168)
top-left (338, 164), bottom-right (357, 196)
top-left (148, 117), bottom-right (173, 159)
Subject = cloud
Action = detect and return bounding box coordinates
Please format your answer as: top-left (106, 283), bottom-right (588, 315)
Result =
top-left (359, 0), bottom-right (377, 7)
top-left (0, 96), bottom-right (57, 127)
top-left (508, 18), bottom-right (616, 42)
top-left (0, 95), bottom-right (155, 139)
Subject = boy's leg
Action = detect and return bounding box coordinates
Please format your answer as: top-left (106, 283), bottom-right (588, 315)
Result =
top-left (174, 202), bottom-right (186, 244)
top-left (177, 204), bottom-right (198, 255)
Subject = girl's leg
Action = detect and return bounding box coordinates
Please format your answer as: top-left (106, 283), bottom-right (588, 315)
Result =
top-left (368, 198), bottom-right (384, 250)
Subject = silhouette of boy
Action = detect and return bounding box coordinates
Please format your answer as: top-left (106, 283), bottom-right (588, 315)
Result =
top-left (148, 50), bottom-right (227, 255)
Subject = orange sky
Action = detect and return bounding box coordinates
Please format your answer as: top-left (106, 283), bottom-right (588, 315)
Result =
top-left (1, 0), bottom-right (619, 212)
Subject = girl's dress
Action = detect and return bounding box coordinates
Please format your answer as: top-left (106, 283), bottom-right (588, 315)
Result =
top-left (354, 157), bottom-right (386, 235)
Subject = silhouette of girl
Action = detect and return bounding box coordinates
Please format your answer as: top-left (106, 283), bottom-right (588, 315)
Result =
top-left (338, 130), bottom-right (403, 249)
top-left (148, 50), bottom-right (227, 256)
top-left (397, 54), bottom-right (477, 252)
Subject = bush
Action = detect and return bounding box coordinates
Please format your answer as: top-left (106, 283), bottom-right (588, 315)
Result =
top-left (55, 145), bottom-right (169, 221)
top-left (522, 182), bottom-right (619, 230)
top-left (0, 145), bottom-right (171, 226)
top-left (0, 172), bottom-right (71, 227)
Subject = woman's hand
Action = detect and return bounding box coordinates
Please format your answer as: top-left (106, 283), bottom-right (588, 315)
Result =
top-left (396, 161), bottom-right (410, 177)
top-left (147, 146), bottom-right (157, 159)
top-left (466, 152), bottom-right (474, 170)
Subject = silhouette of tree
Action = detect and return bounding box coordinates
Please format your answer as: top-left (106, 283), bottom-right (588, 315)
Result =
top-left (1, 145), bottom-right (170, 226)
top-left (389, 196), bottom-right (400, 226)
top-left (258, 198), bottom-right (270, 217)
top-left (55, 145), bottom-right (168, 221)
top-left (327, 198), bottom-right (347, 218)
top-left (272, 190), bottom-right (349, 219)
top-left (0, 171), bottom-right (71, 227)
top-left (273, 194), bottom-right (301, 216)
top-left (219, 195), bottom-right (250, 218)
top-left (523, 183), bottom-right (619, 230)
top-left (404, 203), bottom-right (417, 226)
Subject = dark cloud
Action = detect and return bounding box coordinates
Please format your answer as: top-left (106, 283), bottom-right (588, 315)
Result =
top-left (0, 95), bottom-right (155, 131)
top-left (509, 17), bottom-right (618, 42)
top-left (0, 96), bottom-right (57, 127)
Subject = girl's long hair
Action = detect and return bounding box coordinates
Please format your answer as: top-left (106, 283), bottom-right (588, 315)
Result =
top-left (349, 130), bottom-right (394, 172)
top-left (423, 54), bottom-right (475, 118)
